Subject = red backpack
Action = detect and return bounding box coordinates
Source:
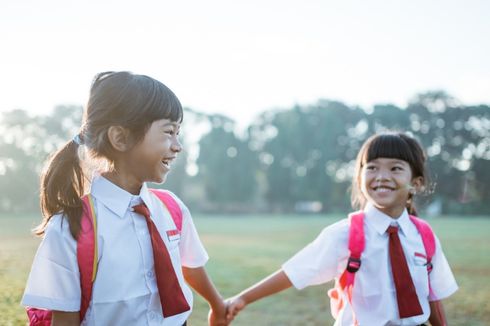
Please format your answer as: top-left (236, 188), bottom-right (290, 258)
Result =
top-left (26, 189), bottom-right (183, 326)
top-left (327, 211), bottom-right (436, 323)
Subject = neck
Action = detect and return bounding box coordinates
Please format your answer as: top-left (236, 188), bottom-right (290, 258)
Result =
top-left (102, 170), bottom-right (143, 195)
top-left (379, 206), bottom-right (405, 219)
top-left (366, 202), bottom-right (405, 219)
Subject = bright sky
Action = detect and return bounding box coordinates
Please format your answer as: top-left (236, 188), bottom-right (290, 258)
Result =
top-left (2, 0), bottom-right (489, 128)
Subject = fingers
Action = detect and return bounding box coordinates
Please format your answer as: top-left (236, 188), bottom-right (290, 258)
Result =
top-left (225, 296), bottom-right (246, 322)
top-left (208, 296), bottom-right (247, 325)
top-left (208, 304), bottom-right (231, 326)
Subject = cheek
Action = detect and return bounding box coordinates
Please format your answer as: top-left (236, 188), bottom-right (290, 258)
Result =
top-left (359, 174), bottom-right (370, 194)
top-left (161, 137), bottom-right (172, 148)
top-left (360, 171), bottom-right (372, 185)
top-left (397, 173), bottom-right (412, 184)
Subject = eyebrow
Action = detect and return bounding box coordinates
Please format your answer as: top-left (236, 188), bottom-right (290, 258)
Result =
top-left (161, 122), bottom-right (180, 128)
top-left (390, 159), bottom-right (406, 164)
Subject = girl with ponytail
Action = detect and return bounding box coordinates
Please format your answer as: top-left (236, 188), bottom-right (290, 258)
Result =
top-left (22, 71), bottom-right (227, 326)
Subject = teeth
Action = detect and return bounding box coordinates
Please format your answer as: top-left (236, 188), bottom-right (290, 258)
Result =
top-left (374, 187), bottom-right (393, 192)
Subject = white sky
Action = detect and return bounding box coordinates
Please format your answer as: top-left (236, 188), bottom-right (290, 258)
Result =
top-left (1, 0), bottom-right (489, 128)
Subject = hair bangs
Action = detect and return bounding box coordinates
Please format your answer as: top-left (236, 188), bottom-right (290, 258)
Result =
top-left (140, 75), bottom-right (183, 124)
top-left (362, 133), bottom-right (416, 166)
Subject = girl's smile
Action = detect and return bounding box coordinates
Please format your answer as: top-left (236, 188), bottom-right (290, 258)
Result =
top-left (161, 156), bottom-right (176, 170)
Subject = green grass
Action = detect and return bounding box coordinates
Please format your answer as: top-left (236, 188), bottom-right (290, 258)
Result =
top-left (1, 214), bottom-right (489, 325)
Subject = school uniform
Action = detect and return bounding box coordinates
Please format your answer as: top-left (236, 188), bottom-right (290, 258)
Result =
top-left (22, 175), bottom-right (208, 326)
top-left (282, 202), bottom-right (458, 326)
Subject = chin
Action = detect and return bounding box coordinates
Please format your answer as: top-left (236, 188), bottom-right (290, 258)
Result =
top-left (153, 174), bottom-right (168, 185)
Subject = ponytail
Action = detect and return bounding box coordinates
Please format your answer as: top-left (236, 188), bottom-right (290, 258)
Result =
top-left (35, 139), bottom-right (86, 239)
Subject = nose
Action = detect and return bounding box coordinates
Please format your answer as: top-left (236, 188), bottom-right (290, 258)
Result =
top-left (171, 136), bottom-right (182, 153)
top-left (375, 168), bottom-right (390, 181)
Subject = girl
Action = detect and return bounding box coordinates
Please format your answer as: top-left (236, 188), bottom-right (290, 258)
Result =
top-left (226, 132), bottom-right (458, 325)
top-left (22, 71), bottom-right (227, 326)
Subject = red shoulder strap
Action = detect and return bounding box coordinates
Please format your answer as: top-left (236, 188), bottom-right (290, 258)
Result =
top-left (333, 212), bottom-right (364, 326)
top-left (348, 212), bottom-right (365, 259)
top-left (409, 215), bottom-right (436, 263)
top-left (149, 189), bottom-right (183, 232)
top-left (341, 212), bottom-right (365, 288)
top-left (77, 194), bottom-right (98, 322)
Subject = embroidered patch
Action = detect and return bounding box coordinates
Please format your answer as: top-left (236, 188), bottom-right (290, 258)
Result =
top-left (166, 229), bottom-right (181, 241)
top-left (414, 252), bottom-right (427, 266)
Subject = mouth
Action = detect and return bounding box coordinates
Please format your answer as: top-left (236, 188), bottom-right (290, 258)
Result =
top-left (161, 157), bottom-right (175, 169)
top-left (372, 185), bottom-right (395, 193)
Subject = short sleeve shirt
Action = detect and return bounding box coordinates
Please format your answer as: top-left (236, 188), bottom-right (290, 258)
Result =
top-left (22, 176), bottom-right (209, 326)
top-left (282, 203), bottom-right (458, 325)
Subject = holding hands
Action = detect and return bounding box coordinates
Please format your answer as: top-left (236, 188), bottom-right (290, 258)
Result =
top-left (217, 269), bottom-right (293, 325)
top-left (225, 295), bottom-right (247, 323)
top-left (207, 294), bottom-right (246, 325)
top-left (207, 299), bottom-right (229, 326)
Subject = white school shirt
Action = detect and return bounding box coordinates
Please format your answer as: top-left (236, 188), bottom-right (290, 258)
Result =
top-left (22, 176), bottom-right (209, 326)
top-left (282, 203), bottom-right (458, 326)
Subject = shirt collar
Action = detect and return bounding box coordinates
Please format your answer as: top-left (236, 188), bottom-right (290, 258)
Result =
top-left (90, 175), bottom-right (154, 218)
top-left (363, 202), bottom-right (410, 236)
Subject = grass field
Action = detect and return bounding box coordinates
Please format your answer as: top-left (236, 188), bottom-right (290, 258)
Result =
top-left (1, 214), bottom-right (489, 325)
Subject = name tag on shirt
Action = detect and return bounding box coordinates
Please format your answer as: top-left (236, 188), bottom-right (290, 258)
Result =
top-left (414, 252), bottom-right (427, 266)
top-left (166, 229), bottom-right (181, 242)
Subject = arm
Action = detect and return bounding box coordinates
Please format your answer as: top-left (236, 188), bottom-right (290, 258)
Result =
top-left (226, 269), bottom-right (292, 321)
top-left (428, 300), bottom-right (447, 326)
top-left (51, 311), bottom-right (80, 326)
top-left (182, 266), bottom-right (227, 326)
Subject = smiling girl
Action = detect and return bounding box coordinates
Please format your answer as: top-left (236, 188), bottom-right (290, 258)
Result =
top-left (22, 71), bottom-right (227, 326)
top-left (226, 131), bottom-right (457, 326)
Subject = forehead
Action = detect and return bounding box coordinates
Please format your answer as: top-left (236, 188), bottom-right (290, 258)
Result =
top-left (153, 118), bottom-right (181, 128)
top-left (367, 158), bottom-right (409, 165)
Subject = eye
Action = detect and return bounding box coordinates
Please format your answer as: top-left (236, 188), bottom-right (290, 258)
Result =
top-left (392, 165), bottom-right (404, 171)
top-left (365, 165), bottom-right (376, 171)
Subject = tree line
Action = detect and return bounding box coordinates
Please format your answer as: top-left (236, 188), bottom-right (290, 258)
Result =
top-left (0, 91), bottom-right (488, 215)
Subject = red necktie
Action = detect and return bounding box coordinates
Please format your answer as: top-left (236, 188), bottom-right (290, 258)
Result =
top-left (133, 203), bottom-right (190, 317)
top-left (387, 225), bottom-right (424, 318)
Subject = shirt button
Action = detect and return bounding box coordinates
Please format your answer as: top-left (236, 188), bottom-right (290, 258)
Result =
top-left (147, 271), bottom-right (154, 278)
top-left (149, 311), bottom-right (156, 320)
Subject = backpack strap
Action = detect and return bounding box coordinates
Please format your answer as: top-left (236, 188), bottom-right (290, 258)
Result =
top-left (346, 212), bottom-right (365, 272)
top-left (149, 189), bottom-right (183, 232)
top-left (334, 212), bottom-right (364, 325)
top-left (77, 194), bottom-right (98, 322)
top-left (26, 195), bottom-right (98, 325)
top-left (409, 215), bottom-right (437, 300)
top-left (340, 211), bottom-right (365, 292)
top-left (409, 215), bottom-right (436, 272)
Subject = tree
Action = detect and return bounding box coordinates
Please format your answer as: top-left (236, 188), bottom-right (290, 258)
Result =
top-left (0, 106), bottom-right (82, 212)
top-left (196, 114), bottom-right (258, 211)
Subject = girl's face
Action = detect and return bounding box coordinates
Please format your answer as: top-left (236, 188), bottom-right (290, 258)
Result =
top-left (123, 118), bottom-right (182, 187)
top-left (360, 157), bottom-right (421, 218)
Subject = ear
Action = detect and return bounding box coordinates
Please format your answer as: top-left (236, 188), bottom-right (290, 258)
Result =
top-left (107, 126), bottom-right (131, 152)
top-left (410, 176), bottom-right (424, 194)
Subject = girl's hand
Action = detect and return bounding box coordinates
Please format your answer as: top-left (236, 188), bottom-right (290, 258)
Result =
top-left (225, 295), bottom-right (247, 322)
top-left (208, 299), bottom-right (228, 326)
